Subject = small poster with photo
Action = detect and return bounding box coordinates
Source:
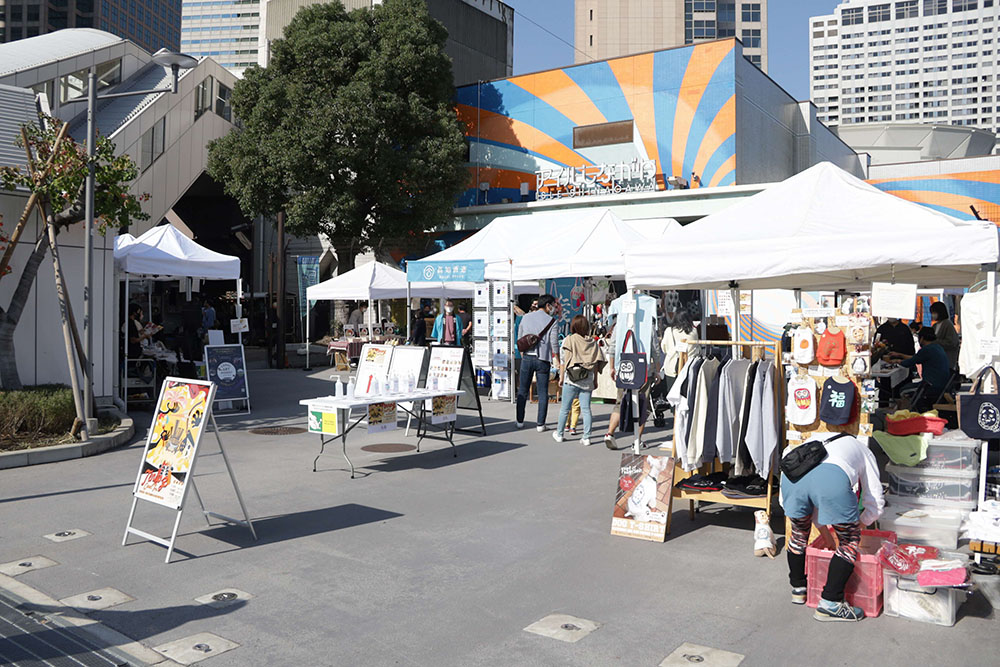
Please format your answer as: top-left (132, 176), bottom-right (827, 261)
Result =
top-left (431, 395), bottom-right (457, 424)
top-left (493, 311), bottom-right (509, 338)
top-left (367, 402), bottom-right (398, 434)
top-left (474, 310), bottom-right (489, 338)
top-left (474, 283), bottom-right (490, 309)
top-left (611, 452), bottom-right (675, 543)
top-left (492, 282), bottom-right (509, 308)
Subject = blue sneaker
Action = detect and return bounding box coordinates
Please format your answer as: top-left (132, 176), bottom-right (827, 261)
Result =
top-left (791, 587), bottom-right (807, 605)
top-left (814, 598), bottom-right (864, 622)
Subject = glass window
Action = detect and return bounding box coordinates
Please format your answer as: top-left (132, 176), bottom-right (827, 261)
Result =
top-left (741, 3), bottom-right (760, 22)
top-left (96, 59), bottom-right (121, 89)
top-left (693, 20), bottom-right (716, 38)
top-left (140, 117), bottom-right (165, 172)
top-left (954, 0), bottom-right (978, 10)
top-left (869, 3), bottom-right (891, 21)
top-left (693, 1), bottom-right (717, 10)
top-left (896, 0), bottom-right (918, 18)
top-left (27, 5), bottom-right (40, 21)
top-left (215, 83), bottom-right (232, 122)
top-left (842, 7), bottom-right (863, 25)
top-left (924, 0), bottom-right (948, 14)
top-left (31, 80), bottom-right (54, 102)
top-left (10, 4), bottom-right (23, 21)
top-left (741, 28), bottom-right (761, 48)
top-left (195, 76), bottom-right (213, 120)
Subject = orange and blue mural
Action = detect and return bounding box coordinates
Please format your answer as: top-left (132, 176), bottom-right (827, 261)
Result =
top-left (868, 170), bottom-right (1000, 223)
top-left (456, 40), bottom-right (738, 206)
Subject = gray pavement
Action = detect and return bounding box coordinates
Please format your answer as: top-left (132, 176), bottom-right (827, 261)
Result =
top-left (1, 367), bottom-right (997, 666)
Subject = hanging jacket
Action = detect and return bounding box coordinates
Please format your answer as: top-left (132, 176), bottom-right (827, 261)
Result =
top-left (746, 360), bottom-right (779, 477)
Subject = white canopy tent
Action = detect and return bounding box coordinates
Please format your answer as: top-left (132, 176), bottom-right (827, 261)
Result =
top-left (418, 208), bottom-right (677, 281)
top-left (624, 162), bottom-right (1000, 291)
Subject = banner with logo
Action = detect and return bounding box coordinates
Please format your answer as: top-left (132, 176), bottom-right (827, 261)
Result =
top-left (297, 256), bottom-right (321, 319)
top-left (406, 259), bottom-right (486, 283)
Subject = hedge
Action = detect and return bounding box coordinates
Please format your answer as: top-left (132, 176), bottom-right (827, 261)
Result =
top-left (0, 384), bottom-right (76, 442)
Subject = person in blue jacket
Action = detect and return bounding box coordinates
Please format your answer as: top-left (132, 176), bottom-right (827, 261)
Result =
top-left (431, 299), bottom-right (463, 346)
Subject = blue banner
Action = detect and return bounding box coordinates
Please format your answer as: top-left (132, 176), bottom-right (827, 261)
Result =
top-left (406, 259), bottom-right (485, 283)
top-left (297, 256), bottom-right (321, 319)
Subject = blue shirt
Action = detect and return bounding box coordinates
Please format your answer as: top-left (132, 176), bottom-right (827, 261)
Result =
top-left (900, 342), bottom-right (950, 392)
top-left (607, 293), bottom-right (657, 362)
top-left (202, 306), bottom-right (215, 331)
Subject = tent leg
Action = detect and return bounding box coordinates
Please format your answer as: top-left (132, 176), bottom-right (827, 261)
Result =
top-left (406, 282), bottom-right (411, 343)
top-left (305, 296), bottom-right (311, 371)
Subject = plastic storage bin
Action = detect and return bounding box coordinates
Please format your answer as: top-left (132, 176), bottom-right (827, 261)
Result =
top-left (883, 492), bottom-right (977, 518)
top-left (883, 570), bottom-right (966, 626)
top-left (806, 529), bottom-right (896, 617)
top-left (886, 464), bottom-right (979, 504)
top-left (878, 503), bottom-right (964, 550)
top-left (916, 436), bottom-right (981, 472)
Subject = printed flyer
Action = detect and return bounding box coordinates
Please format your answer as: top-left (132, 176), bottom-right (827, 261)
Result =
top-left (611, 453), bottom-right (675, 542)
top-left (431, 395), bottom-right (457, 424)
top-left (367, 402), bottom-right (398, 434)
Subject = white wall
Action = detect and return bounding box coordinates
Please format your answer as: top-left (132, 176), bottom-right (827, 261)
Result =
top-left (0, 192), bottom-right (116, 396)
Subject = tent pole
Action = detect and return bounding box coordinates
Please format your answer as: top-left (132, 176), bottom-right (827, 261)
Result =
top-left (406, 282), bottom-right (411, 342)
top-left (305, 294), bottom-right (311, 371)
top-left (123, 272), bottom-right (129, 410)
top-left (236, 278), bottom-right (243, 346)
top-left (368, 298), bottom-right (373, 340)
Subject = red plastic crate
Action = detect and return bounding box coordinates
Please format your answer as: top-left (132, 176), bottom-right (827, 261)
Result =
top-left (805, 529), bottom-right (896, 618)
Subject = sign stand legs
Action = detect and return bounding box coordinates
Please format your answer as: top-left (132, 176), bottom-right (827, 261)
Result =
top-left (123, 415), bottom-right (256, 562)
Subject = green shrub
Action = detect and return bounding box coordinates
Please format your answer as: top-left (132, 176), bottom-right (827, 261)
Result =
top-left (0, 385), bottom-right (76, 441)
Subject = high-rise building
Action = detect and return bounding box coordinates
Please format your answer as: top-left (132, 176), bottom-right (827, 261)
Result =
top-left (575, 0), bottom-right (767, 71)
top-left (183, 0), bottom-right (513, 83)
top-left (0, 1), bottom-right (181, 53)
top-left (810, 0), bottom-right (1000, 135)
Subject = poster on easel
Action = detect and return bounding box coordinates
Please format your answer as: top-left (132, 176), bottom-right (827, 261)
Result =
top-left (387, 345), bottom-right (427, 388)
top-left (133, 379), bottom-right (214, 510)
top-left (611, 452), bottom-right (675, 542)
top-left (355, 343), bottom-right (394, 397)
top-left (427, 346), bottom-right (465, 391)
top-left (204, 344), bottom-right (250, 411)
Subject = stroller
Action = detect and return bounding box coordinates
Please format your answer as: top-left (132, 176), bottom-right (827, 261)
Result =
top-left (650, 377), bottom-right (672, 428)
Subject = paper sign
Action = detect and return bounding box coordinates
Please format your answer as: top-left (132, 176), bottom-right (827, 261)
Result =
top-left (230, 318), bottom-right (249, 333)
top-left (871, 282), bottom-right (917, 320)
top-left (716, 291), bottom-right (734, 317)
top-left (474, 310), bottom-right (489, 338)
top-left (431, 395), bottom-right (457, 424)
top-left (611, 452), bottom-right (675, 543)
top-left (493, 353), bottom-right (509, 368)
top-left (367, 402), bottom-right (398, 434)
top-left (492, 370), bottom-right (509, 399)
top-left (474, 283), bottom-right (489, 308)
top-left (739, 291), bottom-right (752, 315)
top-left (621, 294), bottom-right (638, 315)
top-left (802, 308), bottom-right (834, 319)
top-left (823, 366), bottom-right (840, 377)
top-left (835, 316), bottom-right (850, 327)
top-left (492, 339), bottom-right (509, 357)
top-left (492, 282), bottom-right (509, 308)
top-left (786, 430), bottom-right (804, 441)
top-left (493, 311), bottom-right (509, 338)
top-left (473, 340), bottom-right (490, 368)
top-left (308, 409), bottom-right (339, 435)
top-left (979, 337), bottom-right (1000, 358)
top-left (790, 311), bottom-right (803, 323)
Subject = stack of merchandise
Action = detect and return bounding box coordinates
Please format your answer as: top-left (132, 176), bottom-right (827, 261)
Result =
top-left (878, 541), bottom-right (972, 626)
top-left (874, 425), bottom-right (981, 550)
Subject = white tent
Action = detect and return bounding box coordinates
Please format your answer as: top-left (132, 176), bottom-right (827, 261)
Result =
top-left (624, 162), bottom-right (999, 291)
top-left (115, 224), bottom-right (240, 280)
top-left (420, 208), bottom-right (673, 281)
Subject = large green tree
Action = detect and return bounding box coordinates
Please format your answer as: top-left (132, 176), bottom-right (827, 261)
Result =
top-left (207, 0), bottom-right (469, 272)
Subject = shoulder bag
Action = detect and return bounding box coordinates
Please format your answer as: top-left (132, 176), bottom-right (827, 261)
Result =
top-left (958, 366), bottom-right (1000, 439)
top-left (516, 316), bottom-right (556, 354)
top-left (779, 433), bottom-right (850, 483)
top-left (615, 329), bottom-right (648, 390)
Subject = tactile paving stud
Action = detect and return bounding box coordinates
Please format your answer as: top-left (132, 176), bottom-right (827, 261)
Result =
top-left (0, 556), bottom-right (58, 576)
top-left (523, 613), bottom-right (600, 643)
top-left (153, 632), bottom-right (239, 665)
top-left (43, 529), bottom-right (91, 543)
top-left (194, 588), bottom-right (253, 608)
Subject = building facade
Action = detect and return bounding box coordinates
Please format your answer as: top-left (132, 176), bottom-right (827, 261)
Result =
top-left (810, 0), bottom-right (1000, 133)
top-left (575, 0), bottom-right (767, 71)
top-left (182, 0), bottom-right (513, 83)
top-left (0, 0), bottom-right (181, 53)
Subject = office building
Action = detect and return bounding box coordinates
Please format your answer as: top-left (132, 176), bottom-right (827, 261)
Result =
top-left (810, 0), bottom-right (1000, 136)
top-left (0, 0), bottom-right (181, 53)
top-left (575, 0), bottom-right (767, 71)
top-left (183, 0), bottom-right (513, 83)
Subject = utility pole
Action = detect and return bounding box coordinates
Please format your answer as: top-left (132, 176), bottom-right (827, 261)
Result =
top-left (276, 210), bottom-right (286, 368)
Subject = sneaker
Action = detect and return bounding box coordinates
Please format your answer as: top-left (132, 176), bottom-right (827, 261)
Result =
top-left (604, 434), bottom-right (617, 450)
top-left (580, 438), bottom-right (593, 446)
top-left (552, 432), bottom-right (564, 443)
top-left (814, 599), bottom-right (865, 622)
top-left (515, 422), bottom-right (524, 429)
top-left (791, 587), bottom-right (807, 605)
top-left (568, 428), bottom-right (577, 436)
top-left (536, 425), bottom-right (547, 433)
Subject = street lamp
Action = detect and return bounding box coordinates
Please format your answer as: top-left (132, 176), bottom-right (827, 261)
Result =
top-left (78, 48), bottom-right (198, 432)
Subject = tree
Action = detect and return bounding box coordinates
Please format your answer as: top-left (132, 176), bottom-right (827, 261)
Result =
top-left (207, 0), bottom-right (469, 273)
top-left (0, 117), bottom-right (149, 397)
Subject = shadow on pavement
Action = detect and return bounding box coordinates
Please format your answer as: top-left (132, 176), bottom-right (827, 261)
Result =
top-left (319, 440), bottom-right (527, 476)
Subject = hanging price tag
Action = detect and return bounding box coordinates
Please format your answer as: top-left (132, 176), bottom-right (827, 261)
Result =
top-left (980, 337), bottom-right (1000, 358)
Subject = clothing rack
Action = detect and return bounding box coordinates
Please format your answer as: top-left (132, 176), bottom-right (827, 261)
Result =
top-left (666, 338), bottom-right (784, 535)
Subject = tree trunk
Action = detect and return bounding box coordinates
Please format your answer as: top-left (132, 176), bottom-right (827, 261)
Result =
top-left (0, 233), bottom-right (50, 390)
top-left (333, 243), bottom-right (357, 334)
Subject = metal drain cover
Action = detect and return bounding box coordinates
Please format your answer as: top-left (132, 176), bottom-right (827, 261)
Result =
top-left (55, 531), bottom-right (75, 537)
top-left (86, 595), bottom-right (102, 601)
top-left (361, 443), bottom-right (417, 453)
top-left (249, 426), bottom-right (307, 436)
top-left (212, 592), bottom-right (237, 602)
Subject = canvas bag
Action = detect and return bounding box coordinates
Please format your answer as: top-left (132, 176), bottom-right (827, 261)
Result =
top-left (615, 329), bottom-right (648, 390)
top-left (958, 366), bottom-right (1000, 439)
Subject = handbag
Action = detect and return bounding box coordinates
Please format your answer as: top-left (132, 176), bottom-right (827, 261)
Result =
top-left (566, 364), bottom-right (591, 382)
top-left (615, 329), bottom-right (648, 390)
top-left (958, 366), bottom-right (1000, 439)
top-left (618, 389), bottom-right (635, 434)
top-left (516, 316), bottom-right (556, 354)
top-left (779, 433), bottom-right (850, 483)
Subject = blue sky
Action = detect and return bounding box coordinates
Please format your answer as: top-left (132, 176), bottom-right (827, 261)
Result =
top-left (503, 1), bottom-right (841, 100)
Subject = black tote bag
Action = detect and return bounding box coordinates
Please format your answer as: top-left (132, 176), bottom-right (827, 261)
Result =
top-left (958, 367), bottom-right (1000, 439)
top-left (615, 329), bottom-right (648, 390)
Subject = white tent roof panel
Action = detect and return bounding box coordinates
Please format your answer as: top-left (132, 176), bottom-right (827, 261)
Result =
top-left (114, 225), bottom-right (241, 280)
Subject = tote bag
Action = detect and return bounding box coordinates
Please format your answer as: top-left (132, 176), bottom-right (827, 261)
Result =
top-left (615, 329), bottom-right (648, 390)
top-left (958, 366), bottom-right (1000, 439)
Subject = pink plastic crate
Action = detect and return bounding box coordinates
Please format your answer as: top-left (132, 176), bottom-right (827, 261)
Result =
top-left (805, 529), bottom-right (897, 618)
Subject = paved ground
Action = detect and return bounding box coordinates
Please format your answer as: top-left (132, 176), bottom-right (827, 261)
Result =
top-left (1, 366), bottom-right (998, 666)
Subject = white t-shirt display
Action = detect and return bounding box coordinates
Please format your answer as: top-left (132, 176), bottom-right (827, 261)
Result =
top-left (792, 326), bottom-right (815, 365)
top-left (786, 375), bottom-right (817, 426)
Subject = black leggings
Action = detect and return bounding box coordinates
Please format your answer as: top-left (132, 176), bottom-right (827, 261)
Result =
top-left (787, 517), bottom-right (862, 602)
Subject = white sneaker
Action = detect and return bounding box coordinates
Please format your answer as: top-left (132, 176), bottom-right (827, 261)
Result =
top-left (536, 425), bottom-right (547, 432)
top-left (580, 438), bottom-right (593, 446)
top-left (632, 439), bottom-right (644, 454)
top-left (551, 432), bottom-right (564, 443)
top-left (515, 422), bottom-right (524, 429)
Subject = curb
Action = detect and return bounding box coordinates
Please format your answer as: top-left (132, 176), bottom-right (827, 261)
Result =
top-left (0, 408), bottom-right (136, 470)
